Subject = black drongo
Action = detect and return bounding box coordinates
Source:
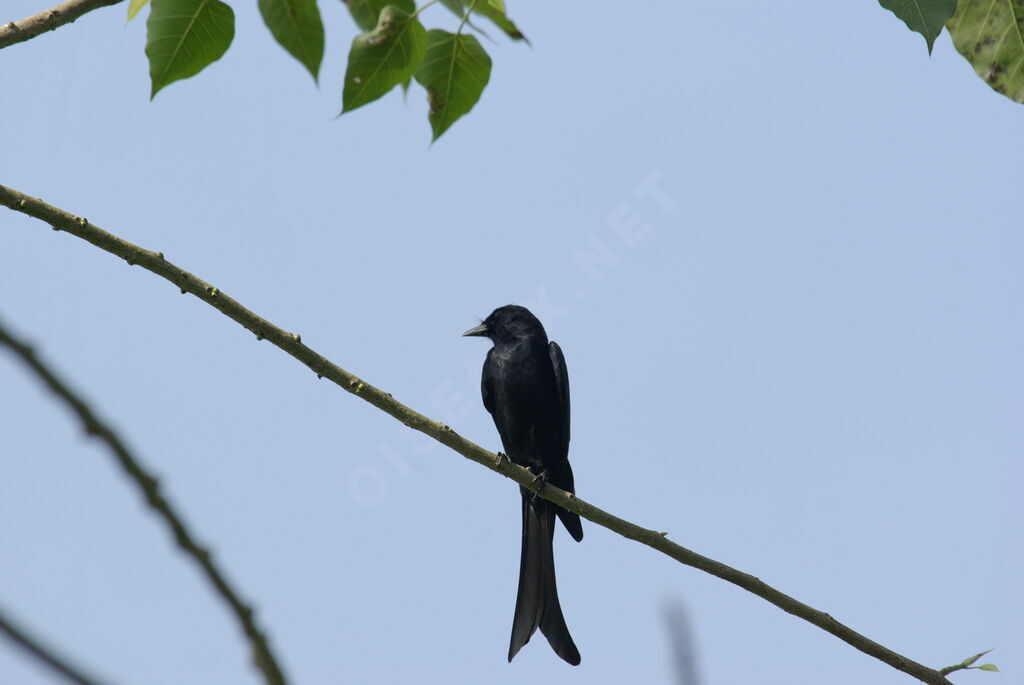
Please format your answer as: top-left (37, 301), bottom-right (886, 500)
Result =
top-left (463, 305), bottom-right (582, 666)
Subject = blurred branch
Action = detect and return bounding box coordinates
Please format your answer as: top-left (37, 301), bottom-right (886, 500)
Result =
top-left (0, 0), bottom-right (122, 51)
top-left (0, 603), bottom-right (108, 685)
top-left (663, 600), bottom-right (701, 685)
top-left (0, 183), bottom-right (955, 685)
top-left (0, 311), bottom-right (287, 685)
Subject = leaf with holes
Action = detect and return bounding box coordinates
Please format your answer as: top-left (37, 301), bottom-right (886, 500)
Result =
top-left (259, 0), bottom-right (324, 81)
top-left (345, 0), bottom-right (414, 32)
top-left (146, 0), bottom-right (235, 98)
top-left (342, 6), bottom-right (426, 113)
top-left (414, 30), bottom-right (491, 141)
top-left (947, 0), bottom-right (1024, 103)
top-left (878, 0), bottom-right (956, 54)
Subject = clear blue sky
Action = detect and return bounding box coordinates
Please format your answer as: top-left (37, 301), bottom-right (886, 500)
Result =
top-left (1, 2), bottom-right (1021, 684)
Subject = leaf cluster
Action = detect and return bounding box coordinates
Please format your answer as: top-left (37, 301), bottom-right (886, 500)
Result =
top-left (879, 0), bottom-right (1024, 102)
top-left (130, 0), bottom-right (522, 140)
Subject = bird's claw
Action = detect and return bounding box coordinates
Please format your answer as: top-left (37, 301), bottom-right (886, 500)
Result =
top-left (529, 469), bottom-right (549, 503)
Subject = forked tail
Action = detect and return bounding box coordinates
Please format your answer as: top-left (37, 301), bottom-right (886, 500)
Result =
top-left (508, 494), bottom-right (580, 666)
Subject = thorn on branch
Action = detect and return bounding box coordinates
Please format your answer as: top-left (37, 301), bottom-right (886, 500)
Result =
top-left (292, 332), bottom-right (301, 343)
top-left (156, 252), bottom-right (164, 259)
top-left (180, 288), bottom-right (187, 294)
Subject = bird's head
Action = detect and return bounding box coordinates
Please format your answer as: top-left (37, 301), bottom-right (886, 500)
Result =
top-left (462, 305), bottom-right (547, 345)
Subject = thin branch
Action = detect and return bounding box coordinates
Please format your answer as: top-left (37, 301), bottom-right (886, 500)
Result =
top-left (0, 311), bottom-right (287, 685)
top-left (0, 603), bottom-right (109, 685)
top-left (0, 183), bottom-right (955, 685)
top-left (0, 0), bottom-right (122, 51)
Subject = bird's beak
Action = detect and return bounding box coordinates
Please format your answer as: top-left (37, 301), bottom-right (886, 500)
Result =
top-left (462, 323), bottom-right (489, 337)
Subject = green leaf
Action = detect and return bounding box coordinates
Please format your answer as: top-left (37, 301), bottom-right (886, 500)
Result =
top-left (441, 0), bottom-right (526, 41)
top-left (878, 0), bottom-right (956, 54)
top-left (414, 29), bottom-right (491, 141)
top-left (947, 0), bottom-right (1024, 103)
top-left (474, 2), bottom-right (526, 42)
top-left (439, 0), bottom-right (465, 16)
top-left (345, 0), bottom-right (414, 32)
top-left (126, 0), bottom-right (150, 22)
top-left (258, 0), bottom-right (324, 81)
top-left (146, 0), bottom-right (234, 98)
top-left (341, 6), bottom-right (427, 113)
top-left (962, 648), bottom-right (995, 667)
top-left (977, 664), bottom-right (1000, 672)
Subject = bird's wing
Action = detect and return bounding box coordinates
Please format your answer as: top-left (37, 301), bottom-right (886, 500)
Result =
top-left (548, 341), bottom-right (570, 453)
top-left (481, 347), bottom-right (496, 416)
top-left (549, 341), bottom-right (583, 542)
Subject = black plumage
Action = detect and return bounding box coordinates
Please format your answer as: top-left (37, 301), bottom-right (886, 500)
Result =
top-left (463, 305), bottom-right (582, 666)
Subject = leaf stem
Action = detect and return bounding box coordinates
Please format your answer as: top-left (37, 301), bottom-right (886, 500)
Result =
top-left (456, 0), bottom-right (478, 35)
top-left (410, 0), bottom-right (440, 20)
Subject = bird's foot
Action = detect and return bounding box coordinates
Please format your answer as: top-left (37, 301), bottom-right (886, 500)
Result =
top-left (528, 469), bottom-right (549, 503)
top-left (495, 451), bottom-right (510, 467)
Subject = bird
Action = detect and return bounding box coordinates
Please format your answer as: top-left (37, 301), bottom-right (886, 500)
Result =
top-left (463, 304), bottom-right (583, 666)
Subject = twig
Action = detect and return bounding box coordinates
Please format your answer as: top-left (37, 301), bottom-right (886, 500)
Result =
top-left (0, 183), bottom-right (954, 685)
top-left (0, 603), bottom-right (109, 685)
top-left (0, 0), bottom-right (122, 51)
top-left (0, 311), bottom-right (287, 685)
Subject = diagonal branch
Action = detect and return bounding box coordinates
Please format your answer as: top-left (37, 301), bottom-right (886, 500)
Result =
top-left (0, 183), bottom-right (954, 685)
top-left (0, 0), bottom-right (122, 51)
top-left (0, 312), bottom-right (287, 685)
top-left (0, 604), bottom-right (109, 685)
